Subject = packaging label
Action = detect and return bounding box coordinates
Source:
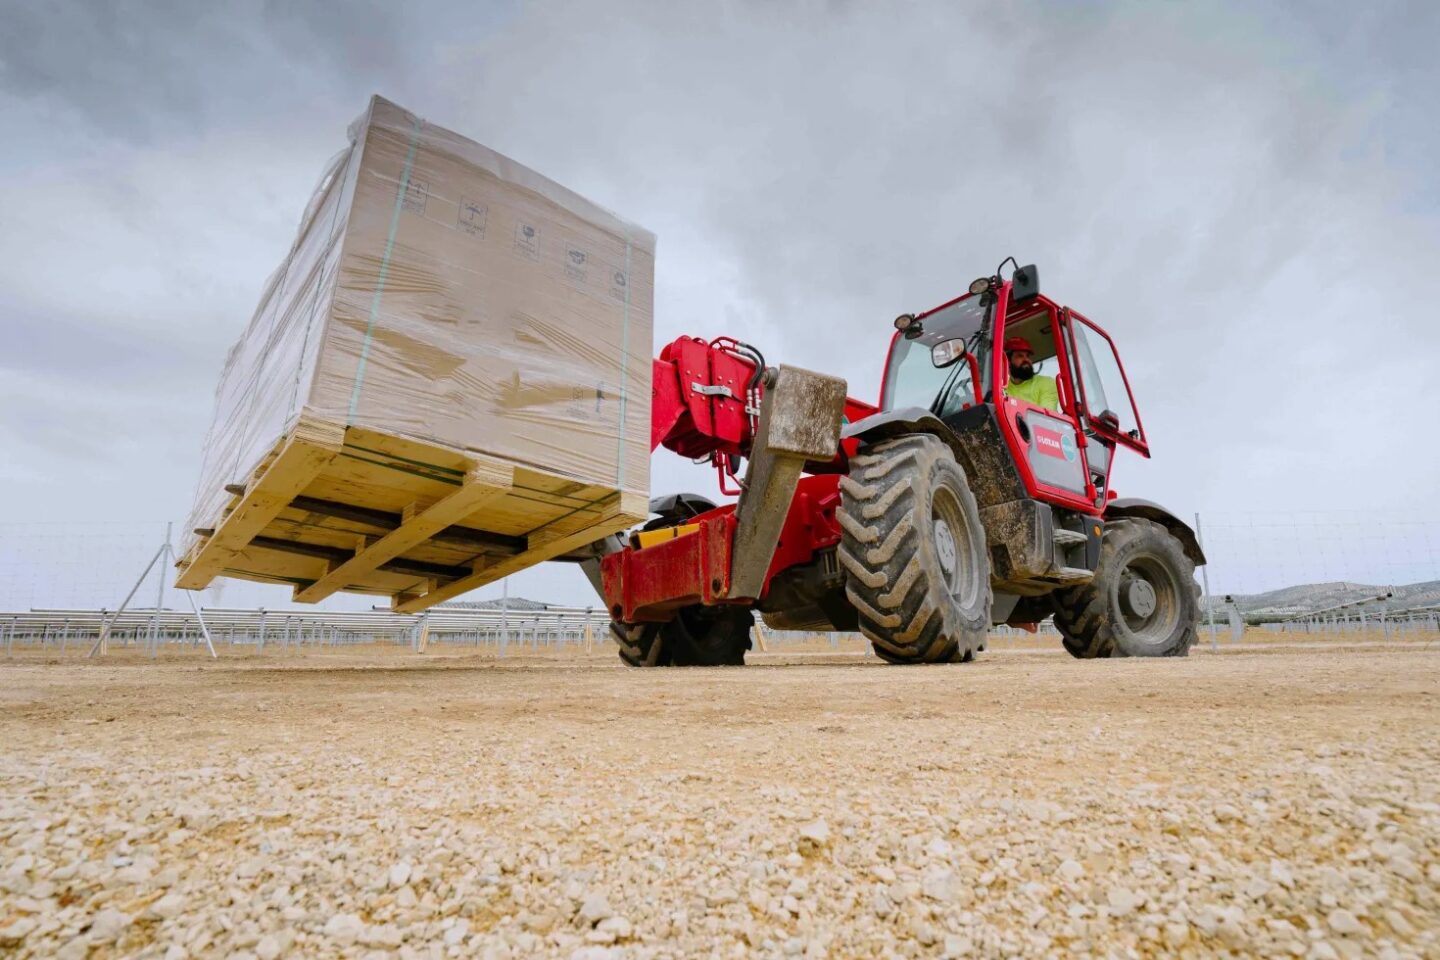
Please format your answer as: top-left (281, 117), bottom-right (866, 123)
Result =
top-left (403, 178), bottom-right (428, 215)
top-left (513, 221), bottom-right (540, 260)
top-left (458, 197), bottom-right (487, 237)
top-left (565, 247), bottom-right (588, 283)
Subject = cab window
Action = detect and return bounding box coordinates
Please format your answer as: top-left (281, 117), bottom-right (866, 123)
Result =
top-left (1068, 316), bottom-right (1145, 442)
top-left (882, 335), bottom-right (957, 411)
top-left (1001, 307), bottom-right (1066, 412)
top-left (881, 296), bottom-right (988, 413)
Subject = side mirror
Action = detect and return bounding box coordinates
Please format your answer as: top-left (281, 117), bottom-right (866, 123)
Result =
top-left (1097, 408), bottom-right (1121, 429)
top-left (931, 338), bottom-right (968, 368)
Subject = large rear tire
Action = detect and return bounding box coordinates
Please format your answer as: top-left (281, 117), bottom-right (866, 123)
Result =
top-left (837, 434), bottom-right (991, 663)
top-left (613, 606), bottom-right (753, 667)
top-left (1050, 518), bottom-right (1200, 658)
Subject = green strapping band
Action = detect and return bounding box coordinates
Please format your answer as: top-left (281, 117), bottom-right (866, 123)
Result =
top-left (615, 236), bottom-right (632, 491)
top-left (347, 115), bottom-right (423, 422)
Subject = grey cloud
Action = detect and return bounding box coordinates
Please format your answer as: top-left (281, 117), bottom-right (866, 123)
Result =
top-left (0, 0), bottom-right (436, 142)
top-left (1, 0), bottom-right (1435, 607)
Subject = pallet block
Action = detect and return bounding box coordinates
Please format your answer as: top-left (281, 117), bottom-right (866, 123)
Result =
top-left (176, 415), bottom-right (646, 612)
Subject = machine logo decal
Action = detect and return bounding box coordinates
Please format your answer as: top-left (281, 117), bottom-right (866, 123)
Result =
top-left (1060, 431), bottom-right (1078, 462)
top-left (1034, 426), bottom-right (1066, 459)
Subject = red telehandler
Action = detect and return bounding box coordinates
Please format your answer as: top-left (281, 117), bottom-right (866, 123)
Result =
top-left (578, 262), bottom-right (1204, 666)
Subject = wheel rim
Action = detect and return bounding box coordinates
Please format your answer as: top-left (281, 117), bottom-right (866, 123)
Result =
top-left (1117, 554), bottom-right (1180, 643)
top-left (931, 486), bottom-right (980, 608)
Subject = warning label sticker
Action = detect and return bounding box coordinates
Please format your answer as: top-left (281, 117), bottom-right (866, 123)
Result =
top-left (513, 221), bottom-right (539, 260)
top-left (458, 197), bottom-right (487, 238)
top-left (403, 178), bottom-right (428, 215)
top-left (565, 247), bottom-right (588, 283)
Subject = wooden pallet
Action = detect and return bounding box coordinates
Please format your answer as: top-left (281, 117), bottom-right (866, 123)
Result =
top-left (175, 416), bottom-right (646, 613)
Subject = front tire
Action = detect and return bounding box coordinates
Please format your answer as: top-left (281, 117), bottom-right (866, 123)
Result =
top-left (613, 606), bottom-right (753, 667)
top-left (1050, 518), bottom-right (1200, 658)
top-left (837, 434), bottom-right (991, 663)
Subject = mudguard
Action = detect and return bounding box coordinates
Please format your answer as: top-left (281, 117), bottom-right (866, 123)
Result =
top-left (1105, 498), bottom-right (1206, 565)
top-left (842, 407), bottom-right (968, 463)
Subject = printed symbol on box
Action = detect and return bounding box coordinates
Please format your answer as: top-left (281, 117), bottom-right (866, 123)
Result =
top-left (609, 269), bottom-right (628, 301)
top-left (458, 197), bottom-right (488, 238)
top-left (565, 247), bottom-right (588, 282)
top-left (565, 385), bottom-right (585, 420)
top-left (403, 178), bottom-right (428, 215)
top-left (513, 222), bottom-right (539, 260)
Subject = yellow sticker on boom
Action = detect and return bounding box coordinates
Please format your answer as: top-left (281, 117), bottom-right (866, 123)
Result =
top-left (633, 523), bottom-right (701, 549)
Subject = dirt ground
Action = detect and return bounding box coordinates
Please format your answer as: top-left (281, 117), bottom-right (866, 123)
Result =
top-left (1, 640), bottom-right (1437, 959)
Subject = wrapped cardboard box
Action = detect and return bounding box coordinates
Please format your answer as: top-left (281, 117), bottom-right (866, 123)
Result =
top-left (177, 96), bottom-right (653, 610)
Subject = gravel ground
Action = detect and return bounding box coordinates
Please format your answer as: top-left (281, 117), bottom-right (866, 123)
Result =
top-left (1, 642), bottom-right (1437, 959)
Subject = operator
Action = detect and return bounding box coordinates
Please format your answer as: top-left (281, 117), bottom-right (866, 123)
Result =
top-left (1002, 336), bottom-right (1059, 412)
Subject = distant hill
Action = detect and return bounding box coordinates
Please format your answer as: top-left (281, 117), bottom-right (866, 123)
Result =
top-left (438, 597), bottom-right (550, 612)
top-left (1206, 579), bottom-right (1440, 619)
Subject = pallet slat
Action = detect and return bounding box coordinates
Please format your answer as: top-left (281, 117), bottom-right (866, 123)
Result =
top-left (392, 490), bottom-right (648, 613)
top-left (292, 459), bottom-right (514, 603)
top-left (177, 421), bottom-right (644, 612)
top-left (176, 418), bottom-right (346, 590)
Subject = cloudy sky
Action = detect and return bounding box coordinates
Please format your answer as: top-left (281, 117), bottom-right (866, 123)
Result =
top-left (2, 0), bottom-right (1438, 608)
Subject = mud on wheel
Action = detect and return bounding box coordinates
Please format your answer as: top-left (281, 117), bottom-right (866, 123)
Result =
top-left (612, 605), bottom-right (754, 667)
top-left (836, 434), bottom-right (991, 663)
top-left (1050, 518), bottom-right (1201, 658)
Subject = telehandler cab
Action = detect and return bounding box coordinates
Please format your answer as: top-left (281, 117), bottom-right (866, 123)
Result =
top-left (586, 262), bottom-right (1204, 666)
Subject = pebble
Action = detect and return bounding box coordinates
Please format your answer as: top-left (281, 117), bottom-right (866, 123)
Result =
top-left (798, 819), bottom-right (831, 848)
top-left (151, 893), bottom-right (187, 919)
top-left (1326, 909), bottom-right (1365, 937)
top-left (89, 908), bottom-right (131, 941)
top-left (323, 912), bottom-right (365, 945)
top-left (578, 892), bottom-right (613, 924)
top-left (389, 861), bottom-right (412, 889)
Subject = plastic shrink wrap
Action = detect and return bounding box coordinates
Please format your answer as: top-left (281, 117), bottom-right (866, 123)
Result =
top-left (177, 96), bottom-right (653, 610)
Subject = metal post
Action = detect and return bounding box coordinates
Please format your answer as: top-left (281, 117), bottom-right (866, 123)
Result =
top-left (1194, 513), bottom-right (1219, 652)
top-left (146, 522), bottom-right (172, 659)
top-left (89, 539), bottom-right (168, 659)
top-left (184, 595), bottom-right (218, 659)
top-left (499, 578), bottom-right (509, 658)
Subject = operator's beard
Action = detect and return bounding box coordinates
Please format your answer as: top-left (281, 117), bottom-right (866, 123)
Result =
top-left (1009, 361), bottom-right (1035, 382)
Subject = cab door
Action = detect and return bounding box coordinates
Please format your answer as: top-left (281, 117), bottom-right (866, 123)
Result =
top-left (1062, 309), bottom-right (1150, 457)
top-left (994, 295), bottom-right (1096, 512)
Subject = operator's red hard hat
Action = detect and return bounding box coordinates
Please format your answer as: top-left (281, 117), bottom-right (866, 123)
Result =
top-left (1003, 336), bottom-right (1034, 354)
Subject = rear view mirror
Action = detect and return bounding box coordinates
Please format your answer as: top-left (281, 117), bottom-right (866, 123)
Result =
top-left (931, 338), bottom-right (967, 368)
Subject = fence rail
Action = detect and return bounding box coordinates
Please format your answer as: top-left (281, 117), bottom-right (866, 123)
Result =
top-left (0, 605), bottom-right (618, 658)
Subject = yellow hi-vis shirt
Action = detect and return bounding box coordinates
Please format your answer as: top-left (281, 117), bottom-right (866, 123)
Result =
top-left (1005, 374), bottom-right (1059, 412)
